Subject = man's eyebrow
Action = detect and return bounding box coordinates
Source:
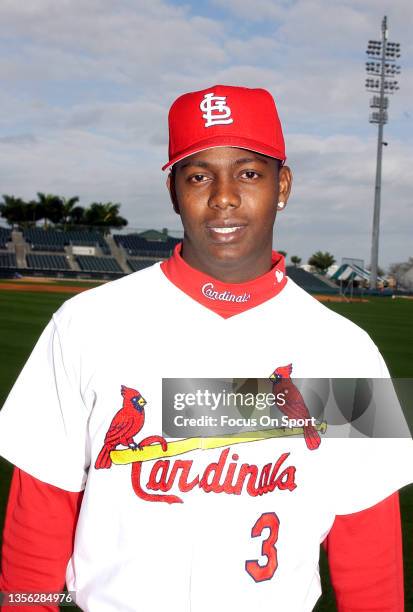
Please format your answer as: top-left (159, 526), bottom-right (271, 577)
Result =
top-left (233, 156), bottom-right (268, 165)
top-left (179, 156), bottom-right (268, 170)
top-left (179, 160), bottom-right (211, 170)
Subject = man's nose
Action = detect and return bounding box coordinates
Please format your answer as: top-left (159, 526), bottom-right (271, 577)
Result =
top-left (208, 177), bottom-right (240, 210)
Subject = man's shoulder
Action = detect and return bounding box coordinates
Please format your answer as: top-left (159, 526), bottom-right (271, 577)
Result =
top-left (54, 262), bottom-right (164, 326)
top-left (277, 279), bottom-right (387, 375)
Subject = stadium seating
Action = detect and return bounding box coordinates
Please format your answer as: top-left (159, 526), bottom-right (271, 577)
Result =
top-left (286, 266), bottom-right (339, 294)
top-left (0, 228), bottom-right (11, 249)
top-left (76, 256), bottom-right (122, 273)
top-left (23, 228), bottom-right (65, 251)
top-left (127, 259), bottom-right (159, 272)
top-left (67, 230), bottom-right (110, 254)
top-left (114, 234), bottom-right (180, 258)
top-left (0, 253), bottom-right (17, 268)
top-left (23, 228), bottom-right (110, 253)
top-left (26, 254), bottom-right (70, 271)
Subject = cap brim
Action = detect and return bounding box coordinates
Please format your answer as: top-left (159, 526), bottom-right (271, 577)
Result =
top-left (162, 135), bottom-right (286, 171)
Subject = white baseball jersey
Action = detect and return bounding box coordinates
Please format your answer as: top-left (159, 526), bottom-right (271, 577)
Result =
top-left (0, 259), bottom-right (412, 612)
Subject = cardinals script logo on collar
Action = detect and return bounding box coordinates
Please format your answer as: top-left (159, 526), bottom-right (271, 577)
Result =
top-left (200, 92), bottom-right (234, 127)
top-left (201, 282), bottom-right (250, 303)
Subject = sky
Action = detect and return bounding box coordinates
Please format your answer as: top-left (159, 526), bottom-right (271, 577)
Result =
top-left (0, 0), bottom-right (411, 270)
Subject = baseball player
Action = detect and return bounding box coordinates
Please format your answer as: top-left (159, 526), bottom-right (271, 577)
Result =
top-left (0, 85), bottom-right (413, 612)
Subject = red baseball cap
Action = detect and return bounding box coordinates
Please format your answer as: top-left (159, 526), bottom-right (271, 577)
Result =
top-left (162, 84), bottom-right (286, 171)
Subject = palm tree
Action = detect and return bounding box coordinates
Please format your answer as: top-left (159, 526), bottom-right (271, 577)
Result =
top-left (26, 199), bottom-right (45, 226)
top-left (36, 192), bottom-right (63, 228)
top-left (308, 251), bottom-right (336, 275)
top-left (290, 255), bottom-right (302, 267)
top-left (0, 195), bottom-right (28, 226)
top-left (61, 196), bottom-right (80, 230)
top-left (278, 250), bottom-right (287, 257)
top-left (70, 205), bottom-right (86, 226)
top-left (84, 202), bottom-right (127, 234)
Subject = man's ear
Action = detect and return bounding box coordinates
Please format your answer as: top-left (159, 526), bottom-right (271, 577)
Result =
top-left (166, 172), bottom-right (180, 215)
top-left (277, 165), bottom-right (293, 208)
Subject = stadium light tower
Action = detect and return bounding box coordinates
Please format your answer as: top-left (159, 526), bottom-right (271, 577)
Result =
top-left (365, 16), bottom-right (401, 289)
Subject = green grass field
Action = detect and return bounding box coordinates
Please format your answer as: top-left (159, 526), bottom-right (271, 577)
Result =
top-left (0, 289), bottom-right (412, 611)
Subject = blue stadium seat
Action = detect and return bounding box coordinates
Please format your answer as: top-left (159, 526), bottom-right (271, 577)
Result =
top-left (114, 234), bottom-right (178, 258)
top-left (0, 253), bottom-right (17, 268)
top-left (26, 254), bottom-right (70, 270)
top-left (76, 256), bottom-right (122, 273)
top-left (23, 228), bottom-right (65, 251)
top-left (127, 259), bottom-right (159, 272)
top-left (0, 228), bottom-right (11, 249)
top-left (67, 230), bottom-right (110, 254)
top-left (23, 228), bottom-right (110, 254)
top-left (286, 266), bottom-right (339, 294)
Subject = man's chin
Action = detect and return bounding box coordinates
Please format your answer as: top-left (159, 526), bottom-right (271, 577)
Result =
top-left (205, 242), bottom-right (252, 266)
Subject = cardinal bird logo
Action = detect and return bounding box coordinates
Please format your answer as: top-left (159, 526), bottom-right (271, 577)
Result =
top-left (269, 364), bottom-right (321, 451)
top-left (95, 385), bottom-right (147, 469)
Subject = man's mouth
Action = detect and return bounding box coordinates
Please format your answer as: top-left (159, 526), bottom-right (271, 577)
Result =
top-left (210, 226), bottom-right (244, 234)
top-left (206, 219), bottom-right (248, 245)
top-left (206, 223), bottom-right (248, 244)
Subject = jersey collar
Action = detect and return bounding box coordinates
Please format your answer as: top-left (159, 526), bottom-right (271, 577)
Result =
top-left (160, 243), bottom-right (287, 319)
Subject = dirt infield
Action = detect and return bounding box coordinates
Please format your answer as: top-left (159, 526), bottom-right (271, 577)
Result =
top-left (316, 294), bottom-right (369, 303)
top-left (0, 282), bottom-right (86, 294)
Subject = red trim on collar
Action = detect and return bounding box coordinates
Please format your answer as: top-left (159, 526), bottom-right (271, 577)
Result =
top-left (160, 243), bottom-right (287, 319)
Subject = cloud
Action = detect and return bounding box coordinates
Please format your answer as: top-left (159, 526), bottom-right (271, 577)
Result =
top-left (0, 1), bottom-right (227, 89)
top-left (0, 134), bottom-right (37, 145)
top-left (212, 0), bottom-right (288, 22)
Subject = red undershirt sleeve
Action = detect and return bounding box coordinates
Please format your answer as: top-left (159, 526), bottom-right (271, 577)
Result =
top-left (323, 492), bottom-right (404, 612)
top-left (0, 467), bottom-right (83, 612)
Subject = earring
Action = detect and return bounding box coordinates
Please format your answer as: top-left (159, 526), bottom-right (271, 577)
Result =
top-left (277, 201), bottom-right (285, 210)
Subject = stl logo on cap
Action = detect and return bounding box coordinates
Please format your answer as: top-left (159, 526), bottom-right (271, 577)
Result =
top-left (200, 92), bottom-right (234, 128)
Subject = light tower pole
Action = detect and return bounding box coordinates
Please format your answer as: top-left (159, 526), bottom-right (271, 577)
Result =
top-left (365, 16), bottom-right (401, 289)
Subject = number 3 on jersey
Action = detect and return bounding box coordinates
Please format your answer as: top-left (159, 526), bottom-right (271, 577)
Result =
top-left (245, 512), bottom-right (280, 582)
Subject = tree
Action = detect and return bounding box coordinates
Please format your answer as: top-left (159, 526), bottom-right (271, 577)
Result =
top-left (290, 255), bottom-right (301, 267)
top-left (389, 258), bottom-right (413, 290)
top-left (0, 195), bottom-right (45, 227)
top-left (308, 251), bottom-right (335, 275)
top-left (0, 195), bottom-right (28, 226)
top-left (1, 193), bottom-right (129, 233)
top-left (84, 202), bottom-right (128, 234)
top-left (26, 199), bottom-right (45, 225)
top-left (70, 205), bottom-right (86, 226)
top-left (278, 250), bottom-right (287, 257)
top-left (61, 196), bottom-right (80, 230)
top-left (36, 192), bottom-right (63, 228)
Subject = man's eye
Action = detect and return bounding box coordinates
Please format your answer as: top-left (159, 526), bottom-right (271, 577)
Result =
top-left (189, 174), bottom-right (208, 183)
top-left (241, 171), bottom-right (259, 179)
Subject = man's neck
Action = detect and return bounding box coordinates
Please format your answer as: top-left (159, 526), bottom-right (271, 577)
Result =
top-left (160, 243), bottom-right (288, 319)
top-left (180, 243), bottom-right (274, 284)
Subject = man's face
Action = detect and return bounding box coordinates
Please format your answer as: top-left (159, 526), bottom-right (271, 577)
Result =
top-left (167, 146), bottom-right (292, 281)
